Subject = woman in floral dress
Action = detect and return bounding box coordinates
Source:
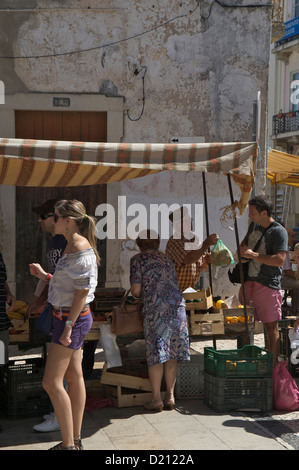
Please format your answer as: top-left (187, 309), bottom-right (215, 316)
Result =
top-left (130, 230), bottom-right (190, 411)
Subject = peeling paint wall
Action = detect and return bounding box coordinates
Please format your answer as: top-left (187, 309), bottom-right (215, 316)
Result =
top-left (0, 0), bottom-right (272, 297)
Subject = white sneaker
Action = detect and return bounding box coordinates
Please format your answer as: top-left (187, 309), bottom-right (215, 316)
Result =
top-left (42, 412), bottom-right (54, 421)
top-left (33, 413), bottom-right (60, 432)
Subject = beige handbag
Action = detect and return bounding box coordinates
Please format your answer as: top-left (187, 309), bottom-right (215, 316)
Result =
top-left (110, 290), bottom-right (143, 336)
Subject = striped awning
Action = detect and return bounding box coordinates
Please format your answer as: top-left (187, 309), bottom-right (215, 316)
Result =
top-left (267, 148), bottom-right (299, 187)
top-left (0, 138), bottom-right (257, 214)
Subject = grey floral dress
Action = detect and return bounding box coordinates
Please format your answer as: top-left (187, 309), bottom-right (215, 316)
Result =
top-left (130, 249), bottom-right (190, 366)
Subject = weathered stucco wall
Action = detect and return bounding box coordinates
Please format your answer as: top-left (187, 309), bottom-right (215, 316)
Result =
top-left (4, 1), bottom-right (271, 143)
top-left (0, 0), bottom-right (272, 297)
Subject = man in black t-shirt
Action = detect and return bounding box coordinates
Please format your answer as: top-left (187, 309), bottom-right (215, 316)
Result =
top-left (28, 199), bottom-right (67, 433)
top-left (240, 195), bottom-right (288, 366)
top-left (27, 199), bottom-right (67, 315)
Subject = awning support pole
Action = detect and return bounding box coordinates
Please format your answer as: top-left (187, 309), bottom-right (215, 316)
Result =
top-left (202, 172), bottom-right (213, 295)
top-left (227, 173), bottom-right (250, 344)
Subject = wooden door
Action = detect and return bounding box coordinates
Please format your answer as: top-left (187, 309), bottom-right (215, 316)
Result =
top-left (15, 110), bottom-right (107, 302)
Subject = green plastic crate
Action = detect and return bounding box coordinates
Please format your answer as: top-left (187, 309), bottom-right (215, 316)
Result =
top-left (204, 372), bottom-right (273, 412)
top-left (204, 345), bottom-right (273, 378)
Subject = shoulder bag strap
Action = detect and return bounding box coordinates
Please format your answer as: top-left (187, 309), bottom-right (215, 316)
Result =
top-left (241, 222), bottom-right (274, 266)
top-left (252, 222), bottom-right (274, 252)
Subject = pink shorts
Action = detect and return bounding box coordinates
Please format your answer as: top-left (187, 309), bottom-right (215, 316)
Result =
top-left (239, 281), bottom-right (282, 324)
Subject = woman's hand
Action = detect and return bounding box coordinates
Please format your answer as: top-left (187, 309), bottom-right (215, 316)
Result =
top-left (29, 263), bottom-right (47, 280)
top-left (59, 326), bottom-right (72, 347)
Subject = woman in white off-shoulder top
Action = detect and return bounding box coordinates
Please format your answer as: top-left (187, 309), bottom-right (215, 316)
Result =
top-left (30, 199), bottom-right (100, 450)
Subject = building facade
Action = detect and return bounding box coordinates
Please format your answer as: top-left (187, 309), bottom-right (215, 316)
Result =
top-left (0, 1), bottom-right (272, 299)
top-left (269, 0), bottom-right (299, 229)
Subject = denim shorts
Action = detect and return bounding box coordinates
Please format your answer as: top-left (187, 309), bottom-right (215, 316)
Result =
top-left (51, 308), bottom-right (93, 350)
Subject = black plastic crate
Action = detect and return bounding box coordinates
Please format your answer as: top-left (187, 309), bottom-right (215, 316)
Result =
top-left (204, 372), bottom-right (273, 413)
top-left (0, 358), bottom-right (51, 419)
top-left (0, 358), bottom-right (46, 395)
top-left (0, 388), bottom-right (51, 420)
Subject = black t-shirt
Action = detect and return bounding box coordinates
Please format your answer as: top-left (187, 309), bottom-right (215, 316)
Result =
top-left (47, 235), bottom-right (67, 274)
top-left (247, 221), bottom-right (288, 290)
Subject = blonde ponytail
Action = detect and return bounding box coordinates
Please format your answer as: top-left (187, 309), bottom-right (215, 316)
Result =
top-left (55, 199), bottom-right (100, 265)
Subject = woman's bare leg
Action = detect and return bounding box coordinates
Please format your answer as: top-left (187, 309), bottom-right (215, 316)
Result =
top-left (164, 359), bottom-right (177, 401)
top-left (148, 363), bottom-right (164, 403)
top-left (64, 348), bottom-right (86, 440)
top-left (42, 343), bottom-right (74, 447)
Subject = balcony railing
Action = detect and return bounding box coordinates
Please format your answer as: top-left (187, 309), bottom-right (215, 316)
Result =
top-left (272, 111), bottom-right (299, 135)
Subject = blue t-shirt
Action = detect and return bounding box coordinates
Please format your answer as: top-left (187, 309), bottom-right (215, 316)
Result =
top-left (247, 221), bottom-right (288, 290)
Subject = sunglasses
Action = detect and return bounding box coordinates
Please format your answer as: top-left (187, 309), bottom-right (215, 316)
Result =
top-left (39, 213), bottom-right (54, 220)
top-left (53, 214), bottom-right (65, 223)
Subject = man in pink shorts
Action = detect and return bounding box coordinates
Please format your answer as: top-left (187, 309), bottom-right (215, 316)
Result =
top-left (240, 195), bottom-right (288, 366)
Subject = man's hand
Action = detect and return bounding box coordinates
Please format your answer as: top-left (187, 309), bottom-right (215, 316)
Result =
top-left (29, 263), bottom-right (47, 280)
top-left (240, 246), bottom-right (256, 259)
top-left (200, 252), bottom-right (211, 271)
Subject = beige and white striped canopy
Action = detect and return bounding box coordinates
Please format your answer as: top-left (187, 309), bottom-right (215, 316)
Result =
top-left (0, 138), bottom-right (257, 213)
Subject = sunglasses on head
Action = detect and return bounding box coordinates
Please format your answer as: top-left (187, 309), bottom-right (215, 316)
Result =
top-left (39, 213), bottom-right (54, 220)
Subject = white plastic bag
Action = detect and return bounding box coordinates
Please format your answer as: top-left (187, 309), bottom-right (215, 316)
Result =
top-left (224, 295), bottom-right (241, 308)
top-left (289, 329), bottom-right (299, 365)
top-left (99, 323), bottom-right (122, 369)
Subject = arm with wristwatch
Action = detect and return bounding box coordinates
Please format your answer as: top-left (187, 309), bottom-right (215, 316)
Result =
top-left (29, 262), bottom-right (88, 346)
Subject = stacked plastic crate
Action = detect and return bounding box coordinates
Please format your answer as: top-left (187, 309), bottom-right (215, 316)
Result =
top-left (203, 345), bottom-right (273, 412)
top-left (0, 358), bottom-right (51, 419)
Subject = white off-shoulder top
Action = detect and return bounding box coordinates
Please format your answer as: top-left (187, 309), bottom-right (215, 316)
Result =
top-left (48, 248), bottom-right (98, 308)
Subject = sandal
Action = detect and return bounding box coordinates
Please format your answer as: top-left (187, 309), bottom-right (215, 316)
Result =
top-left (144, 400), bottom-right (164, 412)
top-left (164, 397), bottom-right (175, 410)
top-left (74, 438), bottom-right (84, 450)
top-left (49, 442), bottom-right (78, 450)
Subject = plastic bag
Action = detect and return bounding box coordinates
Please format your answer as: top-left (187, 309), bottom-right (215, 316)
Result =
top-left (288, 329), bottom-right (299, 365)
top-left (273, 361), bottom-right (299, 411)
top-left (211, 239), bottom-right (234, 267)
top-left (99, 323), bottom-right (122, 369)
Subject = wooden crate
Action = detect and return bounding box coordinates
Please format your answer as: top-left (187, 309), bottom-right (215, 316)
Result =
top-left (183, 287), bottom-right (213, 310)
top-left (104, 385), bottom-right (162, 408)
top-left (224, 307), bottom-right (254, 334)
top-left (188, 308), bottom-right (224, 336)
top-left (93, 288), bottom-right (125, 313)
top-left (100, 363), bottom-right (152, 392)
